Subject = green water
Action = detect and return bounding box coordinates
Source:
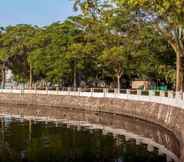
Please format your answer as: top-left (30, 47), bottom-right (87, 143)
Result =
top-left (0, 117), bottom-right (174, 162)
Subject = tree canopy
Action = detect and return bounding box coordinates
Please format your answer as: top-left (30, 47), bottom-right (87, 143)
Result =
top-left (0, 1), bottom-right (177, 91)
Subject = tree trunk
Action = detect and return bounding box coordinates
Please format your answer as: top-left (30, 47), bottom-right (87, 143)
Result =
top-left (73, 60), bottom-right (77, 89)
top-left (176, 52), bottom-right (184, 92)
top-left (168, 39), bottom-right (184, 92)
top-left (176, 53), bottom-right (181, 91)
top-left (1, 62), bottom-right (6, 89)
top-left (155, 25), bottom-right (184, 92)
top-left (181, 55), bottom-right (184, 91)
top-left (117, 74), bottom-right (121, 93)
top-left (29, 64), bottom-right (32, 89)
top-left (29, 120), bottom-right (32, 142)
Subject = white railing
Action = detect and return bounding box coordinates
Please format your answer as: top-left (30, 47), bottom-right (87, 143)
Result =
top-left (0, 88), bottom-right (184, 109)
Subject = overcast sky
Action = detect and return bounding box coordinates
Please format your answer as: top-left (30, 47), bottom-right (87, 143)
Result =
top-left (0, 0), bottom-right (79, 27)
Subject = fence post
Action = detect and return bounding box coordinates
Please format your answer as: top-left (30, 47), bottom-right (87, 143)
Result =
top-left (175, 91), bottom-right (183, 100)
top-left (46, 86), bottom-right (48, 95)
top-left (168, 91), bottom-right (174, 98)
top-left (114, 88), bottom-right (118, 97)
top-left (149, 90), bottom-right (155, 96)
top-left (159, 91), bottom-right (165, 97)
top-left (21, 87), bottom-right (24, 96)
top-left (103, 88), bottom-right (107, 97)
top-left (34, 84), bottom-right (37, 95)
top-left (56, 86), bottom-right (59, 95)
top-left (137, 89), bottom-right (142, 95)
top-left (90, 88), bottom-right (94, 97)
top-left (126, 89), bottom-right (130, 94)
top-left (67, 87), bottom-right (71, 95)
top-left (78, 88), bottom-right (81, 96)
top-left (106, 88), bottom-right (109, 97)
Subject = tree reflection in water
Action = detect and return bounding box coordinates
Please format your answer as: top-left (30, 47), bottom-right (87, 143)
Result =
top-left (0, 117), bottom-right (175, 162)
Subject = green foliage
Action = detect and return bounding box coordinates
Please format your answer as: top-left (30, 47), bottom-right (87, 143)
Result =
top-left (0, 3), bottom-right (177, 88)
top-left (116, 0), bottom-right (184, 25)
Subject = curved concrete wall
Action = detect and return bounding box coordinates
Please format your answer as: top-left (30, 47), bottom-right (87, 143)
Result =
top-left (0, 92), bottom-right (183, 161)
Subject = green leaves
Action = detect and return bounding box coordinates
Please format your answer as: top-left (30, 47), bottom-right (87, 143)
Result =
top-left (0, 48), bottom-right (8, 61)
top-left (0, 2), bottom-right (177, 88)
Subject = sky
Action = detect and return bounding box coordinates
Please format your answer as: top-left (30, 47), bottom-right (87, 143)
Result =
top-left (0, 0), bottom-right (79, 27)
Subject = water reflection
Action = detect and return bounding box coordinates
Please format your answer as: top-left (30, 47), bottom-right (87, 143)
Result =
top-left (0, 105), bottom-right (180, 162)
top-left (0, 119), bottom-right (175, 162)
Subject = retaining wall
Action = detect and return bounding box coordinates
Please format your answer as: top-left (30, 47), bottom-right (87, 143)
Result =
top-left (0, 92), bottom-right (183, 161)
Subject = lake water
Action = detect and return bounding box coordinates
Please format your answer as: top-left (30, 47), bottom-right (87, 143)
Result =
top-left (0, 112), bottom-right (178, 162)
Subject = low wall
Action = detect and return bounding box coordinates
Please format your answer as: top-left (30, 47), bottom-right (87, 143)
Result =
top-left (0, 92), bottom-right (183, 162)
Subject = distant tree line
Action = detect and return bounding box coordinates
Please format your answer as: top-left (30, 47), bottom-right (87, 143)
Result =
top-left (0, 1), bottom-right (177, 91)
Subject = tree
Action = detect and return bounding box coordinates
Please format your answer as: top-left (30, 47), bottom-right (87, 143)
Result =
top-left (73, 0), bottom-right (101, 17)
top-left (0, 5), bottom-right (177, 90)
top-left (65, 43), bottom-right (84, 88)
top-left (0, 27), bottom-right (8, 88)
top-left (0, 25), bottom-right (37, 88)
top-left (28, 19), bottom-right (85, 86)
top-left (114, 0), bottom-right (184, 91)
top-left (73, 0), bottom-right (184, 91)
top-left (64, 16), bottom-right (105, 87)
top-left (28, 22), bottom-right (71, 86)
top-left (99, 47), bottom-right (130, 91)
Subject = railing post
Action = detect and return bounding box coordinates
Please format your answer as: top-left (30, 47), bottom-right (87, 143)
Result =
top-left (175, 91), bottom-right (183, 100)
top-left (168, 91), bottom-right (174, 98)
top-left (103, 88), bottom-right (105, 97)
top-left (126, 89), bottom-right (130, 94)
top-left (67, 87), bottom-right (70, 95)
top-left (10, 86), bottom-right (13, 93)
top-left (149, 90), bottom-right (155, 96)
top-left (90, 88), bottom-right (94, 97)
top-left (137, 89), bottom-right (142, 95)
top-left (56, 86), bottom-right (59, 95)
top-left (114, 88), bottom-right (118, 96)
top-left (106, 88), bottom-right (109, 97)
top-left (78, 88), bottom-right (81, 96)
top-left (103, 88), bottom-right (107, 97)
top-left (34, 84), bottom-right (37, 95)
top-left (21, 87), bottom-right (24, 96)
top-left (46, 86), bottom-right (48, 95)
top-left (159, 91), bottom-right (165, 97)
